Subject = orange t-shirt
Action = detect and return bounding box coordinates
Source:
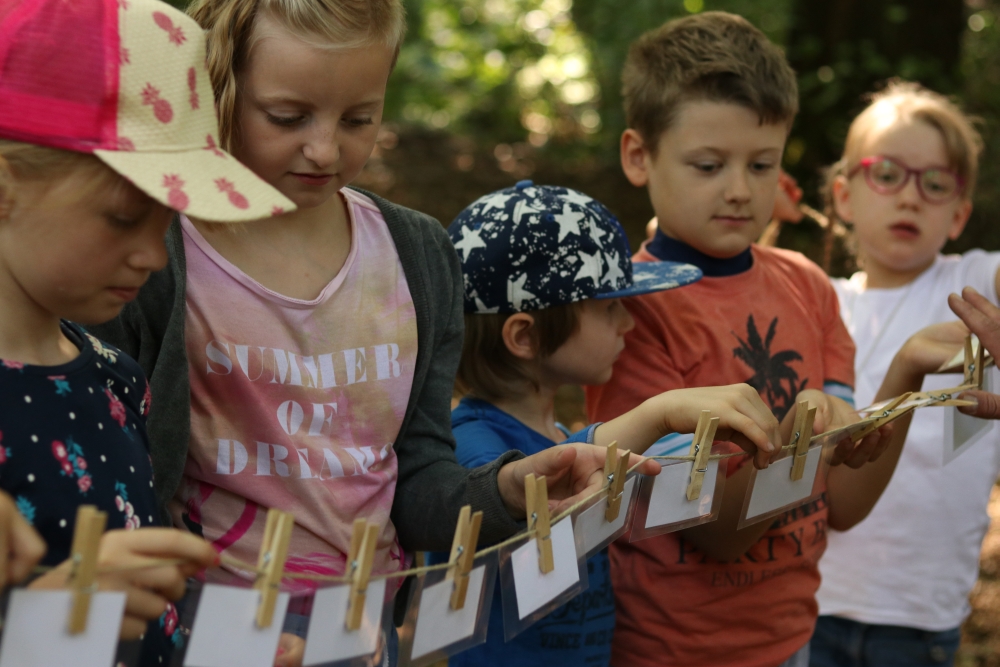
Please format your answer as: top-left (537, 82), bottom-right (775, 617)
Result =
top-left (586, 244), bottom-right (855, 667)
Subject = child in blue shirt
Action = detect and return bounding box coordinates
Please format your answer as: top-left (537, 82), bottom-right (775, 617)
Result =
top-left (446, 182), bottom-right (787, 666)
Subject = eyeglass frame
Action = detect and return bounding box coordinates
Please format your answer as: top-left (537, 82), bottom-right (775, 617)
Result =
top-left (847, 155), bottom-right (966, 204)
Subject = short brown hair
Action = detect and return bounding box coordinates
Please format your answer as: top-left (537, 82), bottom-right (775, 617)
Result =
top-left (457, 304), bottom-right (582, 402)
top-left (622, 11), bottom-right (798, 152)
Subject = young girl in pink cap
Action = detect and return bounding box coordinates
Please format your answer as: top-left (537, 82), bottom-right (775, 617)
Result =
top-left (0, 0), bottom-right (293, 663)
top-left (87, 1), bottom-right (660, 664)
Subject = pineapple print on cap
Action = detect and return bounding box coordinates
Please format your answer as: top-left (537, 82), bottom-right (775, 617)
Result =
top-left (141, 83), bottom-right (173, 124)
top-left (215, 179), bottom-right (249, 209)
top-left (0, 0), bottom-right (294, 222)
top-left (163, 175), bottom-right (189, 211)
top-left (152, 11), bottom-right (185, 45)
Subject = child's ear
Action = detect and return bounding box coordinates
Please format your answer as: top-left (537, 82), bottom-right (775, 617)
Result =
top-left (831, 175), bottom-right (852, 223)
top-left (502, 313), bottom-right (539, 361)
top-left (948, 198), bottom-right (973, 241)
top-left (620, 129), bottom-right (651, 188)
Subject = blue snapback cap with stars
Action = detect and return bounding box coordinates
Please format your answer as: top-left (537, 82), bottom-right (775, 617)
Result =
top-left (449, 181), bottom-right (702, 314)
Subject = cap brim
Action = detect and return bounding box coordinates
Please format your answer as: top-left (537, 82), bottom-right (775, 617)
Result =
top-left (594, 261), bottom-right (702, 299)
top-left (94, 148), bottom-right (295, 223)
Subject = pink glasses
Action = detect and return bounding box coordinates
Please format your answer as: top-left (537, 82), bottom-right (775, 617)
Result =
top-left (848, 156), bottom-right (965, 204)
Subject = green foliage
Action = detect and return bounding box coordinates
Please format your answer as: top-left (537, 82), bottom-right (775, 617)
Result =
top-left (387, 0), bottom-right (602, 153)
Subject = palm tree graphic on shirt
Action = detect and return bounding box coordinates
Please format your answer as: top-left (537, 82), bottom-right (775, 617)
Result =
top-left (732, 314), bottom-right (808, 421)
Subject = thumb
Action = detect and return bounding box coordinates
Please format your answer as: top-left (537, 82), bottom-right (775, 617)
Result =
top-left (519, 445), bottom-right (577, 479)
top-left (959, 390), bottom-right (1000, 419)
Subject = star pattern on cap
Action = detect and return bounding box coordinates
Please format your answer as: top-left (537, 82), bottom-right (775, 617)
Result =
top-left (453, 225), bottom-right (488, 261)
top-left (450, 183), bottom-right (701, 314)
top-left (553, 203), bottom-right (584, 242)
top-left (507, 273), bottom-right (537, 311)
top-left (573, 249), bottom-right (603, 286)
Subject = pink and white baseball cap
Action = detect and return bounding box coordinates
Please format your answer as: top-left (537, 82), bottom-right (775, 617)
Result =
top-left (0, 0), bottom-right (295, 222)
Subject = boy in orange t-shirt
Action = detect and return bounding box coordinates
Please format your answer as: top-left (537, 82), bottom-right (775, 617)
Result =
top-left (586, 12), bottom-right (942, 667)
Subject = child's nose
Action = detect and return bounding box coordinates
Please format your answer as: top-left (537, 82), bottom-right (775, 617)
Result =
top-left (897, 176), bottom-right (922, 207)
top-left (725, 169), bottom-right (752, 203)
top-left (302, 125), bottom-right (340, 168)
top-left (132, 229), bottom-right (168, 273)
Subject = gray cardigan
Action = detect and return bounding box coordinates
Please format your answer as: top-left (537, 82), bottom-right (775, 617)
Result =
top-left (88, 190), bottom-right (523, 552)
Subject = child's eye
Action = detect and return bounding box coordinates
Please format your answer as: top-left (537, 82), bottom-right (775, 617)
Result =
top-left (345, 117), bottom-right (374, 128)
top-left (105, 214), bottom-right (140, 229)
top-left (751, 162), bottom-right (775, 173)
top-left (266, 114), bottom-right (305, 127)
top-left (692, 162), bottom-right (721, 174)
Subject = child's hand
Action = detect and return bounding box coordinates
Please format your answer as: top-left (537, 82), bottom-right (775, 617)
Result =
top-left (496, 445), bottom-right (661, 518)
top-left (796, 389), bottom-right (894, 468)
top-left (0, 491), bottom-right (45, 588)
top-left (31, 528), bottom-right (218, 639)
top-left (275, 632), bottom-right (305, 667)
top-left (650, 384), bottom-right (781, 470)
top-left (895, 320), bottom-right (971, 381)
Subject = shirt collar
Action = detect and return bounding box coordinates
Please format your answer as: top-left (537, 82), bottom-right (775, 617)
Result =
top-left (645, 229), bottom-right (753, 277)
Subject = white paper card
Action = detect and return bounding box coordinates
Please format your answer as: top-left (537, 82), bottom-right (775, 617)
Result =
top-left (302, 579), bottom-right (386, 666)
top-left (0, 589), bottom-right (126, 667)
top-left (645, 461), bottom-right (718, 528)
top-left (185, 585), bottom-right (289, 667)
top-left (511, 519), bottom-right (579, 620)
top-left (745, 447), bottom-right (822, 520)
top-left (944, 367), bottom-right (996, 464)
top-left (575, 477), bottom-right (637, 555)
top-left (410, 566), bottom-right (486, 660)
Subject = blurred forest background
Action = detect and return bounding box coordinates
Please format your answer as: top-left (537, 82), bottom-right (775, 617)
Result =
top-left (169, 0), bottom-right (1000, 662)
top-left (171, 0), bottom-right (1000, 274)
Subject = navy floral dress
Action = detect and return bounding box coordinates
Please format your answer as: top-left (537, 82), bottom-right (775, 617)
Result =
top-left (0, 322), bottom-right (184, 663)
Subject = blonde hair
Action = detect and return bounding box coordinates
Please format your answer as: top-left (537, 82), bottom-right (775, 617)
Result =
top-left (187, 0), bottom-right (407, 151)
top-left (827, 81), bottom-right (982, 202)
top-left (821, 81), bottom-right (982, 268)
top-left (0, 141), bottom-right (122, 216)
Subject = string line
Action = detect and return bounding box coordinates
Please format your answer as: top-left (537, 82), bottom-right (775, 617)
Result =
top-left (29, 385), bottom-right (973, 586)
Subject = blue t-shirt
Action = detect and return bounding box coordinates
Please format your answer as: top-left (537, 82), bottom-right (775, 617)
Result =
top-left (446, 397), bottom-right (614, 667)
top-left (0, 322), bottom-right (182, 662)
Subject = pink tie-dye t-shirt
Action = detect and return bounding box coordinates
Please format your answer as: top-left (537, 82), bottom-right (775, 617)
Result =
top-left (171, 189), bottom-right (417, 592)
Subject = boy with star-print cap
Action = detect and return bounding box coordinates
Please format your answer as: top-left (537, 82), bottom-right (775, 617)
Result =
top-left (442, 181), bottom-right (784, 667)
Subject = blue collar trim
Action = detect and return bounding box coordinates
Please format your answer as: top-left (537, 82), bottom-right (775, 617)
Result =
top-left (645, 230), bottom-right (753, 277)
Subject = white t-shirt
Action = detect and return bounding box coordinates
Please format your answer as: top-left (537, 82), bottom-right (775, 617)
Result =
top-left (818, 251), bottom-right (1000, 630)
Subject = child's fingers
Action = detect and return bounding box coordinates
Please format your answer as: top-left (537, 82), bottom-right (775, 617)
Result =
top-left (274, 632), bottom-right (305, 667)
top-left (7, 511), bottom-right (45, 584)
top-left (119, 616), bottom-right (150, 641)
top-left (626, 453), bottom-right (660, 477)
top-left (109, 561), bottom-right (189, 600)
top-left (866, 424), bottom-right (895, 462)
top-left (105, 528), bottom-right (219, 569)
top-left (959, 390), bottom-right (1000, 419)
top-left (120, 585), bottom-right (169, 625)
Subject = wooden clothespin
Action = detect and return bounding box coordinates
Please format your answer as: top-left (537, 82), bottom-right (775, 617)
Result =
top-left (254, 508), bottom-right (293, 629)
top-left (525, 474), bottom-right (554, 574)
top-left (345, 518), bottom-right (379, 631)
top-left (965, 334), bottom-right (985, 389)
top-left (447, 505), bottom-right (483, 610)
top-left (686, 411), bottom-right (720, 501)
top-left (67, 505), bottom-right (107, 635)
top-left (603, 441), bottom-right (630, 522)
top-left (789, 400), bottom-right (817, 481)
top-left (854, 392), bottom-right (913, 441)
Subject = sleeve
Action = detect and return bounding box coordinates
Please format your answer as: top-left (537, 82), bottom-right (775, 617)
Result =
top-left (586, 294), bottom-right (688, 424)
top-left (560, 423), bottom-right (600, 445)
top-left (386, 212), bottom-right (523, 552)
top-left (453, 420), bottom-right (515, 469)
top-left (819, 273), bottom-right (856, 391)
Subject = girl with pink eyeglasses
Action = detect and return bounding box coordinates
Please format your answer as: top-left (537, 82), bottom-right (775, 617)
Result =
top-left (811, 81), bottom-right (998, 667)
